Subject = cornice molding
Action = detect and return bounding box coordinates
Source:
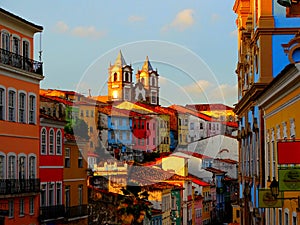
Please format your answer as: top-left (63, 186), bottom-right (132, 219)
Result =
top-left (234, 83), bottom-right (268, 116)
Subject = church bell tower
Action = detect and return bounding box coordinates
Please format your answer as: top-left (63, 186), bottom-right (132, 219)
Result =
top-left (108, 51), bottom-right (133, 102)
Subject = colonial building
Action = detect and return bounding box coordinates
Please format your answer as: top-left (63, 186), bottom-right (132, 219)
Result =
top-left (257, 63), bottom-right (300, 225)
top-left (39, 98), bottom-right (66, 224)
top-left (0, 8), bottom-right (43, 225)
top-left (107, 51), bottom-right (160, 105)
top-left (233, 0), bottom-right (300, 224)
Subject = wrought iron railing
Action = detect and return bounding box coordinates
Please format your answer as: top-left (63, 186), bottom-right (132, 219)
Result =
top-left (65, 205), bottom-right (88, 219)
top-left (39, 204), bottom-right (65, 221)
top-left (0, 178), bottom-right (40, 195)
top-left (0, 48), bottom-right (43, 75)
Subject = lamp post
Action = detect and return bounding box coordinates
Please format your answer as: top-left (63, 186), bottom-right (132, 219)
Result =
top-left (269, 177), bottom-right (300, 207)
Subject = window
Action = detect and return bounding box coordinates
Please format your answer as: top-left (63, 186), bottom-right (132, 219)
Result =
top-left (28, 94), bottom-right (36, 124)
top-left (151, 92), bottom-right (157, 104)
top-left (2, 31), bottom-right (10, 51)
top-left (65, 148), bottom-right (70, 168)
top-left (86, 110), bottom-right (89, 117)
top-left (124, 88), bottom-right (130, 100)
top-left (190, 122), bottom-right (194, 130)
top-left (8, 154), bottom-right (16, 179)
top-left (23, 40), bottom-right (29, 58)
top-left (49, 129), bottom-right (54, 154)
top-left (19, 199), bottom-right (24, 216)
top-left (78, 185), bottom-right (83, 205)
top-left (78, 149), bottom-right (83, 168)
top-left (56, 182), bottom-right (62, 205)
top-left (56, 130), bottom-right (62, 155)
top-left (8, 90), bottom-right (16, 122)
top-left (41, 183), bottom-right (46, 207)
top-left (65, 186), bottom-right (70, 208)
top-left (80, 110), bottom-right (84, 117)
top-left (48, 183), bottom-right (54, 206)
top-left (113, 72), bottom-right (117, 81)
top-left (29, 155), bottom-right (36, 179)
top-left (0, 154), bottom-right (4, 179)
top-left (200, 122), bottom-right (203, 129)
top-left (8, 199), bottom-right (14, 218)
top-left (12, 36), bottom-right (20, 54)
top-left (18, 155), bottom-right (26, 179)
top-left (41, 128), bottom-right (47, 154)
top-left (0, 87), bottom-right (5, 120)
top-left (91, 110), bottom-right (94, 117)
top-left (18, 92), bottom-right (26, 123)
top-left (29, 197), bottom-right (34, 215)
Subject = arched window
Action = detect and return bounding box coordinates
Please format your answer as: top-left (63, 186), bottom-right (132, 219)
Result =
top-left (1, 30), bottom-right (10, 51)
top-left (0, 153), bottom-right (6, 179)
top-left (49, 129), bottom-right (54, 154)
top-left (125, 72), bottom-right (129, 82)
top-left (113, 72), bottom-right (118, 81)
top-left (152, 77), bottom-right (156, 86)
top-left (28, 155), bottom-right (36, 179)
top-left (18, 91), bottom-right (26, 123)
top-left (28, 94), bottom-right (36, 124)
top-left (0, 86), bottom-right (5, 120)
top-left (8, 89), bottom-right (16, 122)
top-left (18, 155), bottom-right (26, 179)
top-left (56, 130), bottom-right (62, 155)
top-left (41, 128), bottom-right (47, 154)
top-left (7, 154), bottom-right (16, 179)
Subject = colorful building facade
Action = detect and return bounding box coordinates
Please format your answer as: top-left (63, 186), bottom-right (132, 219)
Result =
top-left (0, 8), bottom-right (43, 225)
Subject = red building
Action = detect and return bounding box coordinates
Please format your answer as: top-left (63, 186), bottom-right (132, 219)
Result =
top-left (39, 96), bottom-right (66, 224)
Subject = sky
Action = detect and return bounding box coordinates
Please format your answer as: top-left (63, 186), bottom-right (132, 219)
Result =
top-left (2, 1), bottom-right (238, 107)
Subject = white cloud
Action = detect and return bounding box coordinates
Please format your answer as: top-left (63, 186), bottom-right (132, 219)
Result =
top-left (71, 26), bottom-right (106, 39)
top-left (183, 80), bottom-right (212, 94)
top-left (210, 83), bottom-right (238, 104)
top-left (54, 21), bottom-right (69, 33)
top-left (128, 15), bottom-right (145, 22)
top-left (53, 21), bottom-right (106, 40)
top-left (162, 9), bottom-right (195, 32)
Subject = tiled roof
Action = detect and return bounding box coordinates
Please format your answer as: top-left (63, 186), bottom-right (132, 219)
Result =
top-left (214, 158), bottom-right (238, 164)
top-left (188, 174), bottom-right (210, 186)
top-left (40, 94), bottom-right (73, 106)
top-left (170, 104), bottom-right (214, 121)
top-left (205, 167), bottom-right (226, 174)
top-left (186, 104), bottom-right (234, 111)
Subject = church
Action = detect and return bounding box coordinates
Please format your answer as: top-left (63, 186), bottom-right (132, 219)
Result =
top-left (107, 51), bottom-right (160, 105)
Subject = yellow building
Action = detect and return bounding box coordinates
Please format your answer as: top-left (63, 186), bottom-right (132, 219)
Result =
top-left (64, 134), bottom-right (89, 224)
top-left (258, 63), bottom-right (300, 225)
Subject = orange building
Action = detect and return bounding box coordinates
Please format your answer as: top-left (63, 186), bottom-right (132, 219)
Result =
top-left (0, 8), bottom-right (43, 225)
top-left (64, 134), bottom-right (89, 224)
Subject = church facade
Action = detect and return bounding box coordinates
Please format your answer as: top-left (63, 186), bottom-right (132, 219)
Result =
top-left (107, 51), bottom-right (160, 105)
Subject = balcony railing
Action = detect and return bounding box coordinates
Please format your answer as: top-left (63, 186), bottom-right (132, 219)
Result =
top-left (0, 48), bottom-right (43, 75)
top-left (39, 205), bottom-right (65, 222)
top-left (65, 205), bottom-right (88, 219)
top-left (0, 179), bottom-right (40, 195)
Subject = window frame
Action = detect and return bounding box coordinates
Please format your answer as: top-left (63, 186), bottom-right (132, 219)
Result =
top-left (8, 199), bottom-right (14, 218)
top-left (28, 154), bottom-right (36, 179)
top-left (28, 93), bottom-right (36, 124)
top-left (56, 129), bottom-right (62, 155)
top-left (29, 197), bottom-right (34, 215)
top-left (18, 154), bottom-right (26, 179)
top-left (18, 91), bottom-right (27, 123)
top-left (8, 88), bottom-right (17, 122)
top-left (0, 86), bottom-right (6, 120)
top-left (41, 127), bottom-right (47, 155)
top-left (65, 148), bottom-right (70, 168)
top-left (49, 128), bottom-right (55, 155)
top-left (7, 153), bottom-right (16, 179)
top-left (1, 30), bottom-right (10, 51)
top-left (19, 198), bottom-right (25, 217)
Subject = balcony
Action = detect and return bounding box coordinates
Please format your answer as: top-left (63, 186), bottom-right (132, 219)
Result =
top-left (65, 205), bottom-right (88, 220)
top-left (0, 179), bottom-right (40, 196)
top-left (0, 48), bottom-right (43, 75)
top-left (39, 205), bottom-right (65, 222)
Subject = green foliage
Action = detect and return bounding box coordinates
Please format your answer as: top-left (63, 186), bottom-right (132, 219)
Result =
top-left (64, 118), bottom-right (89, 140)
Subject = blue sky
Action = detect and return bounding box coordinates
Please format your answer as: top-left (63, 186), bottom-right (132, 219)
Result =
top-left (2, 1), bottom-right (238, 107)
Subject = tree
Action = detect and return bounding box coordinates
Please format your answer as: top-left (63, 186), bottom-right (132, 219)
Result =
top-left (64, 118), bottom-right (89, 140)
